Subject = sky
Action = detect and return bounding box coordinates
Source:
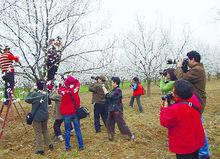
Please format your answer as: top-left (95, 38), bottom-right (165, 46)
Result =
top-left (99, 0), bottom-right (220, 46)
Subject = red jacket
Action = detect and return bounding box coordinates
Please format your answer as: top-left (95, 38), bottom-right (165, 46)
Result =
top-left (58, 76), bottom-right (80, 115)
top-left (133, 83), bottom-right (143, 96)
top-left (160, 95), bottom-right (204, 154)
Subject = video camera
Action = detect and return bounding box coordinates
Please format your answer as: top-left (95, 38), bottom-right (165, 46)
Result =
top-left (166, 58), bottom-right (189, 73)
top-left (161, 92), bottom-right (174, 103)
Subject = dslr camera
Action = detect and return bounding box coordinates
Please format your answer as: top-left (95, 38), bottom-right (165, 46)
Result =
top-left (166, 58), bottom-right (189, 73)
top-left (91, 76), bottom-right (98, 80)
top-left (161, 92), bottom-right (174, 103)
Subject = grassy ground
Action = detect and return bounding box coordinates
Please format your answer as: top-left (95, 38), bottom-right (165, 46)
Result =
top-left (0, 80), bottom-right (219, 159)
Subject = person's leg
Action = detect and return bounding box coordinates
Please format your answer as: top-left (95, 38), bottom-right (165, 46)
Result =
top-left (94, 103), bottom-right (101, 132)
top-left (53, 119), bottom-right (63, 137)
top-left (136, 96), bottom-right (144, 112)
top-left (199, 116), bottom-right (210, 159)
top-left (129, 96), bottom-right (135, 107)
top-left (106, 112), bottom-right (115, 140)
top-left (100, 103), bottom-right (108, 127)
top-left (32, 122), bottom-right (44, 153)
top-left (3, 72), bottom-right (14, 105)
top-left (72, 115), bottom-right (84, 149)
top-left (41, 120), bottom-right (53, 149)
top-left (114, 111), bottom-right (132, 139)
top-left (63, 115), bottom-right (72, 150)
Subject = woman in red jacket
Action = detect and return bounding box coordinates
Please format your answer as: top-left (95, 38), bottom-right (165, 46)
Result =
top-left (160, 80), bottom-right (204, 159)
top-left (58, 75), bottom-right (84, 151)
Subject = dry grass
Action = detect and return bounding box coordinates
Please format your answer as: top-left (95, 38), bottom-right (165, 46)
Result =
top-left (0, 80), bottom-right (220, 159)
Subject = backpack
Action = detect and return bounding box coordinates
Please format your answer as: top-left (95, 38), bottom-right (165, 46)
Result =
top-left (141, 84), bottom-right (146, 95)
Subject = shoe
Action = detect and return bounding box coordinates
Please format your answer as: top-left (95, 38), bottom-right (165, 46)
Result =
top-left (48, 144), bottom-right (54, 150)
top-left (130, 133), bottom-right (135, 141)
top-left (108, 134), bottom-right (114, 141)
top-left (66, 147), bottom-right (72, 151)
top-left (57, 135), bottom-right (64, 142)
top-left (78, 147), bottom-right (84, 151)
top-left (198, 156), bottom-right (210, 159)
top-left (35, 150), bottom-right (45, 155)
top-left (96, 129), bottom-right (101, 133)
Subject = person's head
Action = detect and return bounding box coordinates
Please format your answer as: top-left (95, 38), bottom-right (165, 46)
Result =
top-left (64, 75), bottom-right (78, 88)
top-left (173, 79), bottom-right (193, 100)
top-left (186, 51), bottom-right (201, 68)
top-left (36, 79), bottom-right (46, 90)
top-left (165, 68), bottom-right (177, 81)
top-left (132, 77), bottom-right (139, 83)
top-left (97, 75), bottom-right (107, 83)
top-left (111, 77), bottom-right (120, 88)
top-left (3, 46), bottom-right (10, 52)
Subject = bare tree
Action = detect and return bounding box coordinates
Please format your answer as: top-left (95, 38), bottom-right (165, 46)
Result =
top-left (0, 0), bottom-right (113, 82)
top-left (123, 18), bottom-right (171, 96)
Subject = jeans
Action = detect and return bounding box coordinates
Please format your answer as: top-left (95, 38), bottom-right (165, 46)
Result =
top-left (94, 102), bottom-right (108, 132)
top-left (129, 95), bottom-right (143, 112)
top-left (199, 116), bottom-right (210, 158)
top-left (53, 119), bottom-right (73, 137)
top-left (63, 114), bottom-right (83, 149)
top-left (176, 150), bottom-right (199, 159)
top-left (2, 72), bottom-right (14, 105)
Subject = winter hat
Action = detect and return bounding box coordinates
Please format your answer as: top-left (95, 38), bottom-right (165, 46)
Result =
top-left (36, 79), bottom-right (45, 90)
top-left (64, 75), bottom-right (78, 87)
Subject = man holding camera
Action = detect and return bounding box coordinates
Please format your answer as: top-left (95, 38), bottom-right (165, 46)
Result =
top-left (89, 75), bottom-right (108, 133)
top-left (174, 51), bottom-right (210, 159)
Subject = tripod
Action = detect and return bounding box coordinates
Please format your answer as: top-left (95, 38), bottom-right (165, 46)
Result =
top-left (0, 93), bottom-right (27, 139)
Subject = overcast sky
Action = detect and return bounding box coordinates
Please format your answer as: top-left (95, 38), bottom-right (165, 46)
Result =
top-left (100, 0), bottom-right (220, 46)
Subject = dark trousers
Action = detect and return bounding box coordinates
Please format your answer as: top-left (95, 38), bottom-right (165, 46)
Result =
top-left (176, 150), bottom-right (199, 159)
top-left (94, 103), bottom-right (108, 132)
top-left (2, 72), bottom-right (14, 105)
top-left (106, 111), bottom-right (132, 138)
top-left (47, 65), bottom-right (58, 80)
top-left (129, 95), bottom-right (143, 112)
top-left (53, 119), bottom-right (73, 137)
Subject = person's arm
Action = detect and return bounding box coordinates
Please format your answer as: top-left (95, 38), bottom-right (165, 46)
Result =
top-left (7, 54), bottom-right (19, 62)
top-left (132, 83), bottom-right (138, 91)
top-left (105, 88), bottom-right (122, 101)
top-left (89, 83), bottom-right (98, 92)
top-left (160, 106), bottom-right (178, 128)
top-left (50, 90), bottom-right (61, 101)
top-left (160, 80), bottom-right (174, 93)
top-left (25, 92), bottom-right (42, 104)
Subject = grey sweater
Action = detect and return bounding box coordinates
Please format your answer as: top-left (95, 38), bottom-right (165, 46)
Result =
top-left (25, 91), bottom-right (49, 122)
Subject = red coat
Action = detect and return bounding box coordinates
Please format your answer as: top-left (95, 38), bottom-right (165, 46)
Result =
top-left (160, 95), bottom-right (204, 154)
top-left (58, 76), bottom-right (80, 116)
top-left (133, 83), bottom-right (143, 96)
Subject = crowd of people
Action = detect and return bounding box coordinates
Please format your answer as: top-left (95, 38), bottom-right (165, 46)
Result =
top-left (0, 45), bottom-right (211, 159)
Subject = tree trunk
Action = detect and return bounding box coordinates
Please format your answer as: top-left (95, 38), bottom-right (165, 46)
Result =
top-left (146, 79), bottom-right (151, 97)
top-left (207, 72), bottom-right (211, 81)
top-left (217, 73), bottom-right (220, 80)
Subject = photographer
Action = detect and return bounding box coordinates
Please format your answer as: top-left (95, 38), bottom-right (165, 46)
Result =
top-left (89, 75), bottom-right (108, 133)
top-left (174, 51), bottom-right (210, 159)
top-left (160, 80), bottom-right (204, 159)
top-left (159, 68), bottom-right (177, 95)
top-left (0, 46), bottom-right (19, 105)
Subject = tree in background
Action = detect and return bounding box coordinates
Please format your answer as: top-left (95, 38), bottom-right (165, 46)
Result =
top-left (0, 0), bottom-right (113, 83)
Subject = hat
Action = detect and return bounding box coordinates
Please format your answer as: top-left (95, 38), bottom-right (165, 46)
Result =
top-left (3, 46), bottom-right (10, 51)
top-left (97, 75), bottom-right (106, 82)
top-left (36, 79), bottom-right (45, 90)
top-left (64, 75), bottom-right (79, 87)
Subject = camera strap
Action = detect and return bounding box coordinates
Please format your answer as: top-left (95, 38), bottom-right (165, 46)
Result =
top-left (180, 101), bottom-right (201, 115)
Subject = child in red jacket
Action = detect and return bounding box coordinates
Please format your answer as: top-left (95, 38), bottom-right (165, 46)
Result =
top-left (58, 75), bottom-right (84, 151)
top-left (160, 80), bottom-right (204, 159)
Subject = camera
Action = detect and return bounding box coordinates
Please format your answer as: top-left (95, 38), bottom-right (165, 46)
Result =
top-left (166, 58), bottom-right (188, 73)
top-left (159, 69), bottom-right (167, 76)
top-left (91, 76), bottom-right (98, 80)
top-left (167, 59), bottom-right (177, 65)
top-left (161, 92), bottom-right (174, 102)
